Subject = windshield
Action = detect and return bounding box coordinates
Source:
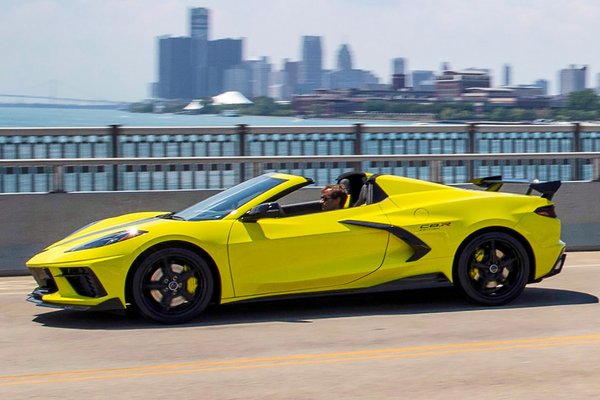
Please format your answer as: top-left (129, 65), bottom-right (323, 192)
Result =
top-left (175, 175), bottom-right (286, 221)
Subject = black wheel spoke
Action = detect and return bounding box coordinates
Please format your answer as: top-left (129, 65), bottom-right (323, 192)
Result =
top-left (472, 261), bottom-right (489, 271)
top-left (144, 281), bottom-right (164, 291)
top-left (181, 289), bottom-right (195, 302)
top-left (160, 258), bottom-right (174, 280)
top-left (179, 269), bottom-right (195, 282)
top-left (490, 241), bottom-right (498, 264)
top-left (499, 257), bottom-right (515, 269)
top-left (160, 290), bottom-right (174, 310)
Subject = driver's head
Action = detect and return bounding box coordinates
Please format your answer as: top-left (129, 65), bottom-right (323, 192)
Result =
top-left (320, 184), bottom-right (348, 211)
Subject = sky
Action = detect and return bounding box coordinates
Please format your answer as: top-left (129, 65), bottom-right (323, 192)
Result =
top-left (1, 0), bottom-right (599, 102)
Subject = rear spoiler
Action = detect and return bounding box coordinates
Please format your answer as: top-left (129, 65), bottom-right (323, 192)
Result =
top-left (470, 175), bottom-right (561, 200)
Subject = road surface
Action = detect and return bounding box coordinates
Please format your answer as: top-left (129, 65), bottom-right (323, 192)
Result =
top-left (1, 252), bottom-right (600, 399)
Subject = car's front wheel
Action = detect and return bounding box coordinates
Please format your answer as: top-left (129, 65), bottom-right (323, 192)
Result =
top-left (454, 232), bottom-right (530, 306)
top-left (132, 248), bottom-right (213, 324)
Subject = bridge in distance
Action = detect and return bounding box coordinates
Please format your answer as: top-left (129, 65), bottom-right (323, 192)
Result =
top-left (0, 93), bottom-right (130, 107)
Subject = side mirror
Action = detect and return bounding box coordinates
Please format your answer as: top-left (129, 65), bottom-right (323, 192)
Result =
top-left (240, 202), bottom-right (284, 222)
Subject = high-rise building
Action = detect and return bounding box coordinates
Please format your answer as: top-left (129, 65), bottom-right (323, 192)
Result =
top-left (392, 58), bottom-right (407, 90)
top-left (503, 64), bottom-right (512, 86)
top-left (299, 36), bottom-right (323, 94)
top-left (534, 79), bottom-right (549, 96)
top-left (281, 59), bottom-right (300, 100)
top-left (158, 8), bottom-right (243, 99)
top-left (224, 65), bottom-right (251, 97)
top-left (246, 57), bottom-right (272, 98)
top-left (157, 36), bottom-right (194, 99)
top-left (207, 38), bottom-right (243, 96)
top-left (559, 65), bottom-right (587, 95)
top-left (328, 44), bottom-right (368, 90)
top-left (189, 8), bottom-right (210, 96)
top-left (392, 58), bottom-right (406, 75)
top-left (412, 70), bottom-right (435, 88)
top-left (337, 44), bottom-right (352, 71)
top-left (190, 8), bottom-right (209, 40)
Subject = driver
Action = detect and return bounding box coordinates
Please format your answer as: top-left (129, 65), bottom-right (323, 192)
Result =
top-left (320, 184), bottom-right (348, 211)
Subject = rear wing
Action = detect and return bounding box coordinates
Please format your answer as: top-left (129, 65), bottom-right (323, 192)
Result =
top-left (470, 175), bottom-right (561, 200)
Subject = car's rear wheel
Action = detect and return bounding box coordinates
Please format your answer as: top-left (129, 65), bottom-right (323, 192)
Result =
top-left (454, 232), bottom-right (530, 306)
top-left (132, 248), bottom-right (213, 324)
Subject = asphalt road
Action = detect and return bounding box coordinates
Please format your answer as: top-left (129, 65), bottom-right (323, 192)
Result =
top-left (2, 252), bottom-right (600, 399)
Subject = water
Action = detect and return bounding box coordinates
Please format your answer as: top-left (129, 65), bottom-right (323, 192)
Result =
top-left (0, 106), bottom-right (413, 127)
top-left (0, 106), bottom-right (596, 192)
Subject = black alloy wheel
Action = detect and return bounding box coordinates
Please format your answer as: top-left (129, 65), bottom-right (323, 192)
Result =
top-left (454, 232), bottom-right (530, 306)
top-left (132, 248), bottom-right (214, 324)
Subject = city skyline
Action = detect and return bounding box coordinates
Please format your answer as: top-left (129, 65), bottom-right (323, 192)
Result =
top-left (1, 0), bottom-right (600, 102)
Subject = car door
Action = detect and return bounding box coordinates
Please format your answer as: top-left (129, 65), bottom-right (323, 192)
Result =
top-left (227, 204), bottom-right (390, 297)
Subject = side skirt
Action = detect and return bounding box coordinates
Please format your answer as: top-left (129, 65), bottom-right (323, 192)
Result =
top-left (228, 273), bottom-right (452, 305)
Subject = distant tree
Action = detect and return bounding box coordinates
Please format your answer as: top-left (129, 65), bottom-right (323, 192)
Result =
top-left (508, 108), bottom-right (535, 122)
top-left (533, 109), bottom-right (553, 120)
top-left (567, 89), bottom-right (600, 111)
top-left (489, 107), bottom-right (509, 121)
top-left (364, 100), bottom-right (386, 112)
top-left (247, 96), bottom-right (277, 115)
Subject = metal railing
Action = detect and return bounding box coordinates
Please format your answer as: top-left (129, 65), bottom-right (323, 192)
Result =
top-left (1, 152), bottom-right (599, 193)
top-left (1, 123), bottom-right (600, 192)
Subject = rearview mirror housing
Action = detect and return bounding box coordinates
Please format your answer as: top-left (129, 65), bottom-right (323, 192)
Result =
top-left (240, 202), bottom-right (284, 222)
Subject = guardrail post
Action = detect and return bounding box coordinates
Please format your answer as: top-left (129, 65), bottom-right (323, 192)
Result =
top-left (573, 122), bottom-right (581, 181)
top-left (592, 157), bottom-right (600, 181)
top-left (252, 162), bottom-right (262, 178)
top-left (51, 165), bottom-right (66, 193)
top-left (110, 124), bottom-right (121, 190)
top-left (353, 123), bottom-right (363, 171)
top-left (237, 124), bottom-right (248, 182)
top-left (430, 160), bottom-right (442, 183)
top-left (467, 123), bottom-right (477, 180)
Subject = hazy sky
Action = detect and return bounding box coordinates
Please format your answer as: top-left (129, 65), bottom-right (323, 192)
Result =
top-left (1, 0), bottom-right (598, 101)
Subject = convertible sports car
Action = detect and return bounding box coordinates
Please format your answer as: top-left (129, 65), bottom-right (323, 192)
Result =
top-left (27, 172), bottom-right (566, 324)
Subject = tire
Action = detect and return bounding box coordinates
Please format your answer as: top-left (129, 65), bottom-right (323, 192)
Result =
top-left (454, 232), bottom-right (530, 306)
top-left (132, 248), bottom-right (214, 324)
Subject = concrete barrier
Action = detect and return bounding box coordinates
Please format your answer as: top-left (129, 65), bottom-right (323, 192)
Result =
top-left (2, 181), bottom-right (599, 276)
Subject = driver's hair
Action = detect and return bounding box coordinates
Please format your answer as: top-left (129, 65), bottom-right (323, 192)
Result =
top-left (323, 184), bottom-right (348, 204)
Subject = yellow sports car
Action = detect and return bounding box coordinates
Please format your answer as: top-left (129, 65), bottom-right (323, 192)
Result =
top-left (27, 172), bottom-right (566, 324)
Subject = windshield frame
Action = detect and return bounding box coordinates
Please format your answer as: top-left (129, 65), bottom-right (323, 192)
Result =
top-left (174, 174), bottom-right (287, 221)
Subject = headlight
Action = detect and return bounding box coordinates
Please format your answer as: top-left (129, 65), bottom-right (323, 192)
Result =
top-left (67, 228), bottom-right (148, 252)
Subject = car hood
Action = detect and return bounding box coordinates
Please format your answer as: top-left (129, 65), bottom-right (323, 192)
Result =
top-left (47, 211), bottom-right (170, 251)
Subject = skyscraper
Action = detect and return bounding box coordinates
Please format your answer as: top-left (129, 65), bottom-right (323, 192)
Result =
top-left (207, 38), bottom-right (243, 96)
top-left (190, 8), bottom-right (209, 40)
top-left (392, 58), bottom-right (407, 89)
top-left (503, 64), bottom-right (512, 86)
top-left (392, 58), bottom-right (406, 75)
top-left (300, 36), bottom-right (322, 93)
top-left (245, 57), bottom-right (271, 98)
top-left (282, 59), bottom-right (300, 100)
top-left (157, 36), bottom-right (194, 99)
top-left (559, 65), bottom-right (587, 95)
top-left (534, 79), bottom-right (549, 96)
top-left (337, 44), bottom-right (352, 71)
top-left (189, 8), bottom-right (209, 97)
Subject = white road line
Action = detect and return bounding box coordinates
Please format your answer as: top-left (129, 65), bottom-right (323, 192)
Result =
top-left (565, 264), bottom-right (600, 268)
top-left (0, 292), bottom-right (30, 296)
